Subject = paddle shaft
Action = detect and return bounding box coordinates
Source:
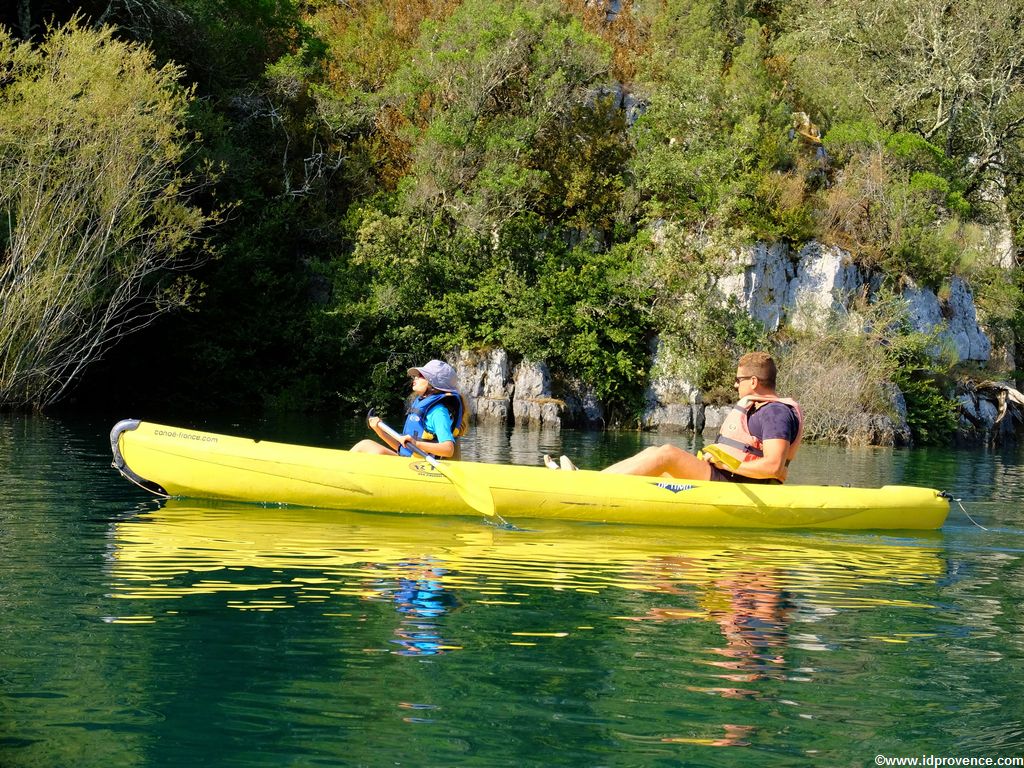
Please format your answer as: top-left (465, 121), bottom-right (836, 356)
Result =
top-left (375, 419), bottom-right (444, 466)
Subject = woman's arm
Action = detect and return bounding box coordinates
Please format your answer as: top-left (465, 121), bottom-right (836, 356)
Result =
top-left (406, 437), bottom-right (455, 458)
top-left (368, 416), bottom-right (402, 452)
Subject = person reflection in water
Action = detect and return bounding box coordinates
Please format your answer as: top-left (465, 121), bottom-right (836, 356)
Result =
top-left (635, 560), bottom-right (793, 748)
top-left (389, 562), bottom-right (459, 657)
top-left (701, 571), bottom-right (792, 698)
top-left (641, 569), bottom-right (791, 696)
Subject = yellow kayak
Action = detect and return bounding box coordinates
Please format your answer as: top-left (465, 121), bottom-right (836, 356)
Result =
top-left (110, 419), bottom-right (950, 530)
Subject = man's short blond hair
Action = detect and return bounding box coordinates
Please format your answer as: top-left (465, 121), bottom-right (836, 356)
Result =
top-left (738, 351), bottom-right (777, 388)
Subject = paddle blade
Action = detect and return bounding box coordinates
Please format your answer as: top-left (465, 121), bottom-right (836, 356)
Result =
top-left (432, 461), bottom-right (497, 518)
top-left (700, 444), bottom-right (743, 472)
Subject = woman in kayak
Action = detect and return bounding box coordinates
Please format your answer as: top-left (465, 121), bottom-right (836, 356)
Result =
top-left (351, 359), bottom-right (468, 459)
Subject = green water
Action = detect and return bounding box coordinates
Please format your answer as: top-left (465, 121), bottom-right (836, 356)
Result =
top-left (2, 412), bottom-right (1023, 767)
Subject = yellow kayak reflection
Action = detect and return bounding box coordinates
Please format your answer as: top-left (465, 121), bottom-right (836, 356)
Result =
top-left (109, 500), bottom-right (945, 613)
top-left (106, 501), bottom-right (950, 749)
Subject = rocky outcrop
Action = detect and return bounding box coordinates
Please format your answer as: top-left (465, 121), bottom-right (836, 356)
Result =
top-left (596, 83), bottom-right (645, 127)
top-left (512, 360), bottom-right (562, 427)
top-left (717, 242), bottom-right (991, 363)
top-left (557, 375), bottom-right (605, 427)
top-left (451, 348), bottom-right (513, 425)
top-left (716, 241), bottom-right (873, 333)
top-left (446, 239), bottom-right (1012, 444)
top-left (450, 350), bottom-right (604, 429)
top-left (903, 277), bottom-right (990, 362)
top-left (641, 337), bottom-right (703, 432)
top-left (701, 405), bottom-right (731, 436)
top-left (789, 244), bottom-right (875, 332)
top-left (872, 383), bottom-right (912, 446)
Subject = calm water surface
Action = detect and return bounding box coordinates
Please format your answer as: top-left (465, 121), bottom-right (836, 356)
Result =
top-left (2, 412), bottom-right (1023, 767)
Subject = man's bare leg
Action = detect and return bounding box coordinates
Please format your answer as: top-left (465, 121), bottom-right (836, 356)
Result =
top-left (602, 444), bottom-right (712, 480)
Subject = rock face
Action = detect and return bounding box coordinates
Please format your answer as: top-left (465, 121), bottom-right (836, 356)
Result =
top-left (641, 337), bottom-right (703, 432)
top-left (597, 83), bottom-right (645, 127)
top-left (450, 350), bottom-right (604, 428)
top-left (788, 244), bottom-right (872, 332)
top-left (558, 376), bottom-right (605, 427)
top-left (716, 241), bottom-right (794, 332)
top-left (903, 277), bottom-right (991, 362)
top-left (716, 242), bottom-right (871, 332)
top-left (717, 242), bottom-right (990, 363)
top-left (512, 360), bottom-right (562, 427)
top-left (701, 405), bottom-right (731, 436)
top-left (451, 348), bottom-right (513, 425)
top-left (447, 240), bottom-right (1010, 444)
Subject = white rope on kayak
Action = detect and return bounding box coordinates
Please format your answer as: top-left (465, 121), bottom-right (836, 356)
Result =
top-left (948, 494), bottom-right (988, 531)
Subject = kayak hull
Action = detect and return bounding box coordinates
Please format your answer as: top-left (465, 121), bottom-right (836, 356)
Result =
top-left (110, 419), bottom-right (950, 530)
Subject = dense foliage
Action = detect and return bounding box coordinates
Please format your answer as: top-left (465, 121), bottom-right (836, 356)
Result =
top-left (1, 0), bottom-right (1021, 431)
top-left (0, 20), bottom-right (214, 409)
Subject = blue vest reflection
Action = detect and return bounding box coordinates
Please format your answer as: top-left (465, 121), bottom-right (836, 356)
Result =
top-left (388, 561), bottom-right (459, 657)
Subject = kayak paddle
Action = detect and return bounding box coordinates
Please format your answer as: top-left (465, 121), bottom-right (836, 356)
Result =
top-left (375, 418), bottom-right (498, 520)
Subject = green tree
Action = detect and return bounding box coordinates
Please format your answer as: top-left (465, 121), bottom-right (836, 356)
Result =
top-left (630, 0), bottom-right (810, 240)
top-left (0, 20), bottom-right (214, 409)
top-left (776, 0), bottom-right (1024, 343)
top-left (779, 0), bottom-right (1024, 202)
top-left (328, 0), bottom-right (649, 413)
top-left (817, 123), bottom-right (983, 285)
top-left (387, 0), bottom-right (613, 234)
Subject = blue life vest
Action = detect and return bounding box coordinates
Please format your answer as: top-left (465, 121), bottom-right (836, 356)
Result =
top-left (399, 392), bottom-right (464, 457)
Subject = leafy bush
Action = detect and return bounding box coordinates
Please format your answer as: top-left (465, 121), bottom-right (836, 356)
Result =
top-left (0, 21), bottom-right (215, 409)
top-left (894, 372), bottom-right (959, 445)
top-left (776, 291), bottom-right (956, 444)
top-left (819, 122), bottom-right (981, 288)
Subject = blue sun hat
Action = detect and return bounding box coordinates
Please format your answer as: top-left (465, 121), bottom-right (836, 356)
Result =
top-left (408, 360), bottom-right (459, 392)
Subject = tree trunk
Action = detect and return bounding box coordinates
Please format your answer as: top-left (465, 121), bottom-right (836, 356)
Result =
top-left (18, 0), bottom-right (31, 38)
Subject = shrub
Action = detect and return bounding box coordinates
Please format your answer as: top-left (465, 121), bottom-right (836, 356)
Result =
top-left (0, 21), bottom-right (214, 409)
top-left (775, 291), bottom-right (956, 444)
top-left (893, 372), bottom-right (959, 445)
top-left (776, 332), bottom-right (896, 444)
top-left (820, 124), bottom-right (978, 288)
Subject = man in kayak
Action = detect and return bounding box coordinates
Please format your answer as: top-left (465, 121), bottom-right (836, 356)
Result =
top-left (554, 352), bottom-right (803, 483)
top-left (352, 359), bottom-right (467, 459)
